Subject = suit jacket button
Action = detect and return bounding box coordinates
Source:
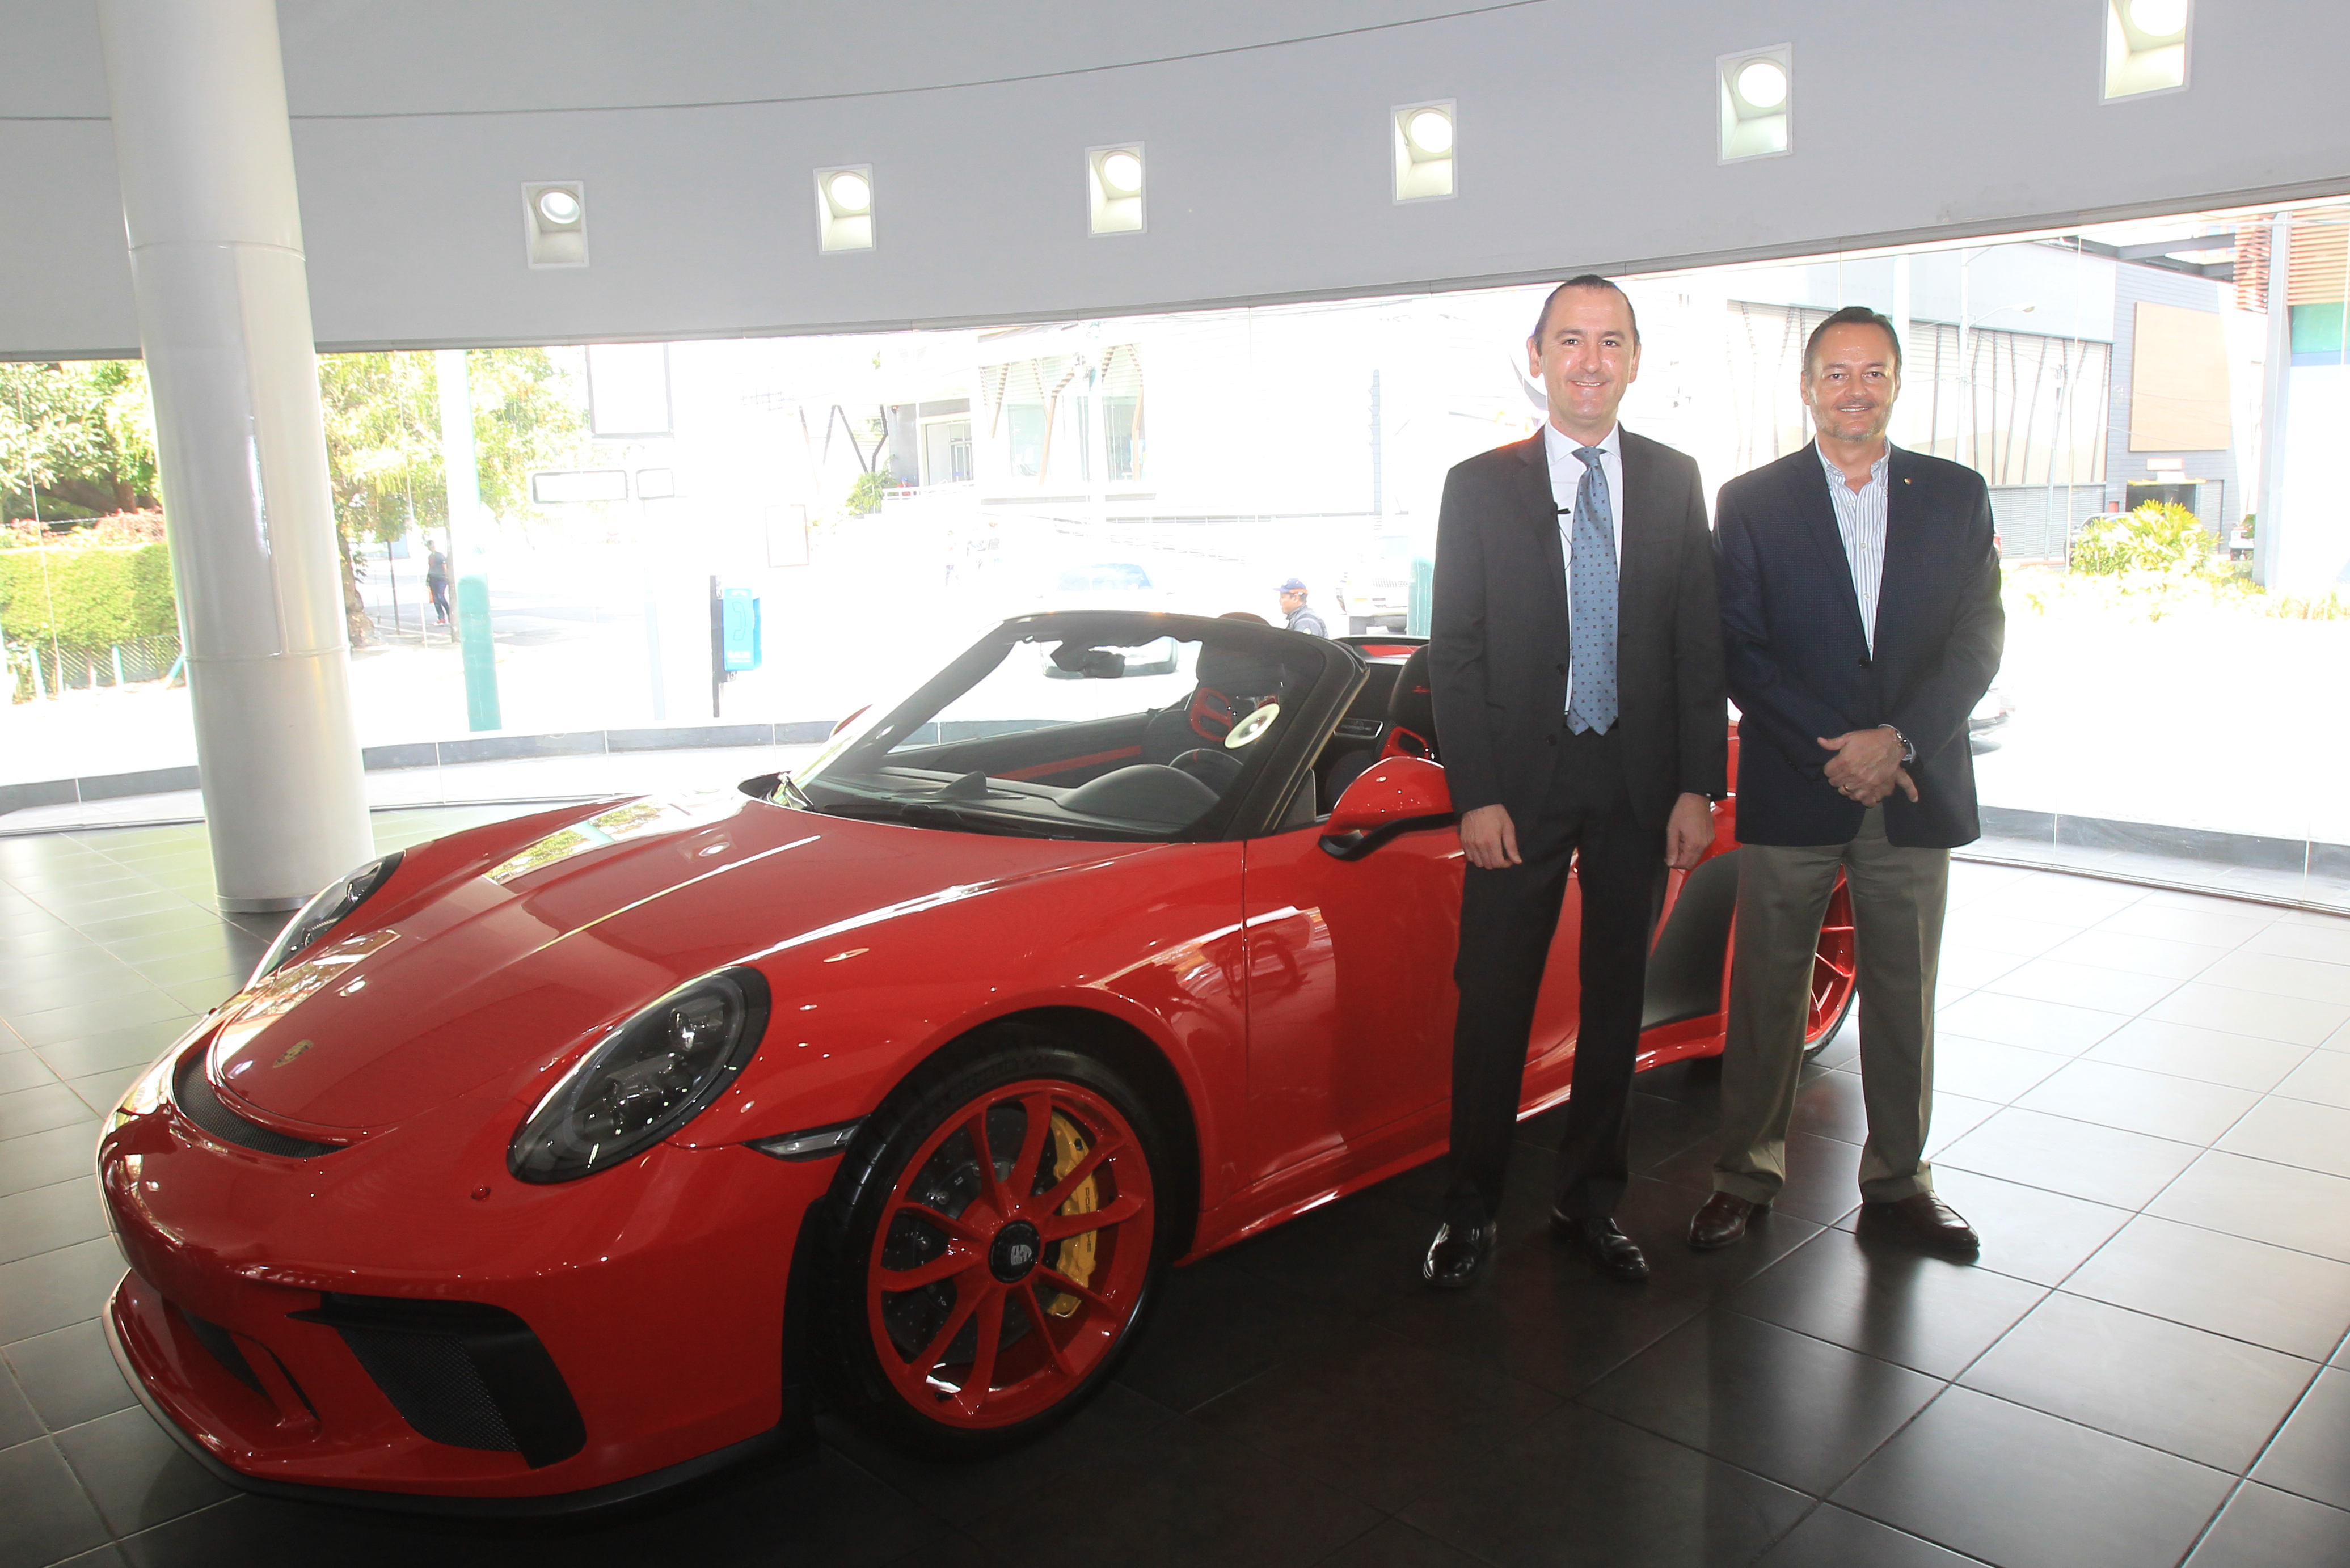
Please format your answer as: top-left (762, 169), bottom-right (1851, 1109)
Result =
top-left (1555, 663), bottom-right (1566, 674)
top-left (1547, 733), bottom-right (1558, 746)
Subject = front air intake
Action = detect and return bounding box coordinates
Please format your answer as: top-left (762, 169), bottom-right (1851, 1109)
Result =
top-left (290, 1294), bottom-right (586, 1468)
top-left (173, 1056), bottom-right (341, 1159)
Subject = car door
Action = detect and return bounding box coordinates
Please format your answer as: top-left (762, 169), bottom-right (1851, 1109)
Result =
top-left (1235, 815), bottom-right (1471, 1189)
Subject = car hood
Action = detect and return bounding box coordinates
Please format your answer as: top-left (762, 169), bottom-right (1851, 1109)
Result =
top-left (203, 792), bottom-right (1163, 1133)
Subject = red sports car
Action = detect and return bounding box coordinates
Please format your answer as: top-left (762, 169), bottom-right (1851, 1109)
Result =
top-left (96, 611), bottom-right (1853, 1514)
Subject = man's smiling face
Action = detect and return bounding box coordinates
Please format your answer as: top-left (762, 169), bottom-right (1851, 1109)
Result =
top-left (1803, 320), bottom-right (1901, 447)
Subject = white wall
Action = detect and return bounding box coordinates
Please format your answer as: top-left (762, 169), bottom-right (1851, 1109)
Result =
top-left (3, 0), bottom-right (2345, 357)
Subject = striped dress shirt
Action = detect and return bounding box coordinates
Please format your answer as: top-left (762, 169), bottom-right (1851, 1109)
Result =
top-left (1818, 441), bottom-right (1892, 654)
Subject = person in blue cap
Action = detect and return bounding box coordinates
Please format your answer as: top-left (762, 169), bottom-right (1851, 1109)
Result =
top-left (1277, 578), bottom-right (1327, 637)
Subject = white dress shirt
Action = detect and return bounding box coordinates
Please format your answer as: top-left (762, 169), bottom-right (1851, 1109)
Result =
top-left (1817, 440), bottom-right (1892, 655)
top-left (1546, 421), bottom-right (1624, 716)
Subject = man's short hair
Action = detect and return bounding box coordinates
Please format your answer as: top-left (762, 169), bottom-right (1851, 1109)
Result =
top-left (1803, 305), bottom-right (1902, 380)
top-left (1530, 274), bottom-right (1640, 346)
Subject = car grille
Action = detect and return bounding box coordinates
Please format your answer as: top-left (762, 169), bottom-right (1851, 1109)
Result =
top-left (292, 1294), bottom-right (587, 1469)
top-left (180, 1309), bottom-right (265, 1396)
top-left (172, 1057), bottom-right (342, 1159)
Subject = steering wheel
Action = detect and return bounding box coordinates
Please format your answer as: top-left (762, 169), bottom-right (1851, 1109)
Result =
top-left (1170, 748), bottom-right (1244, 792)
top-left (1225, 701), bottom-right (1280, 750)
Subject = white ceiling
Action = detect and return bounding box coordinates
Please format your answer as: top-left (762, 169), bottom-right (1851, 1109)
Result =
top-left (4, 0), bottom-right (2345, 357)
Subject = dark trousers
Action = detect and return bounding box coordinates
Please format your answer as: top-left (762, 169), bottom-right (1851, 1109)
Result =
top-left (1444, 725), bottom-right (1666, 1225)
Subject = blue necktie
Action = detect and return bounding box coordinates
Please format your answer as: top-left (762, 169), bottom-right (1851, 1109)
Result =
top-left (1566, 446), bottom-right (1618, 734)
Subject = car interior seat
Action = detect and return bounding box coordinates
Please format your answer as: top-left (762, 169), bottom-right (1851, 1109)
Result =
top-left (1320, 644), bottom-right (1441, 809)
top-left (1141, 643), bottom-right (1290, 791)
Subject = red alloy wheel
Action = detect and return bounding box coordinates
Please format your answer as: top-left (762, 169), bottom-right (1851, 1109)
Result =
top-left (864, 1077), bottom-right (1155, 1431)
top-left (1805, 874), bottom-right (1859, 1049)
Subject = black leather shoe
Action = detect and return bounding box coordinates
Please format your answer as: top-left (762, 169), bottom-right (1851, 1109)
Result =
top-left (1422, 1219), bottom-right (1498, 1288)
top-left (1688, 1191), bottom-right (1766, 1251)
top-left (1863, 1192), bottom-right (1980, 1254)
top-left (1550, 1211), bottom-right (1650, 1281)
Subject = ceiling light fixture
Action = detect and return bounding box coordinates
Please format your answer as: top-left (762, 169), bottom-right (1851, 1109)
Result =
top-left (1087, 143), bottom-right (1145, 235)
top-left (815, 164), bottom-right (875, 253)
top-left (1393, 100), bottom-right (1457, 202)
top-left (1718, 46), bottom-right (1793, 162)
top-left (521, 181), bottom-right (588, 268)
top-left (2103, 0), bottom-right (2191, 100)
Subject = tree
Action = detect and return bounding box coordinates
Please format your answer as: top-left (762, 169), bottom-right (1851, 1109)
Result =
top-left (0, 361), bottom-right (161, 519)
top-left (315, 348), bottom-right (586, 643)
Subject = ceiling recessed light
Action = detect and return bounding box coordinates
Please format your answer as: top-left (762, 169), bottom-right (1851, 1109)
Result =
top-left (1392, 100), bottom-right (1457, 202)
top-left (1717, 47), bottom-right (1792, 162)
top-left (2130, 0), bottom-right (2188, 37)
top-left (1735, 58), bottom-right (1787, 110)
top-left (535, 188), bottom-right (580, 226)
top-left (814, 164), bottom-right (875, 252)
top-left (521, 182), bottom-right (588, 267)
top-left (2104, 0), bottom-right (2191, 99)
top-left (1100, 151), bottom-right (1143, 197)
top-left (826, 171), bottom-right (870, 215)
top-left (1405, 108), bottom-right (1454, 156)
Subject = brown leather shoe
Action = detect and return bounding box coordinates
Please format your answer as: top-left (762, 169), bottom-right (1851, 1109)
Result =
top-left (1864, 1192), bottom-right (1980, 1254)
top-left (1688, 1191), bottom-right (1765, 1251)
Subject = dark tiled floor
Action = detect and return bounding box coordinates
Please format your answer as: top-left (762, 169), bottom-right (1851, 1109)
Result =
top-left (3, 830), bottom-right (2349, 1566)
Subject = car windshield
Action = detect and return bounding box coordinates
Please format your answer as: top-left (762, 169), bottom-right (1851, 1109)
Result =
top-left (790, 614), bottom-right (1331, 840)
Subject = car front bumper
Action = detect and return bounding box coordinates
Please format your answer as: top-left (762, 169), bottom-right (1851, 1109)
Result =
top-left (98, 1037), bottom-right (834, 1508)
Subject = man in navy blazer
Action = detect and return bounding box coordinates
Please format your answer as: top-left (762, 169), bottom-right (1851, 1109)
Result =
top-left (1691, 306), bottom-right (2003, 1256)
top-left (1421, 277), bottom-right (1725, 1288)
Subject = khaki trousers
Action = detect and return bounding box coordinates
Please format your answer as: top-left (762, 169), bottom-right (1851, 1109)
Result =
top-left (1712, 805), bottom-right (1950, 1206)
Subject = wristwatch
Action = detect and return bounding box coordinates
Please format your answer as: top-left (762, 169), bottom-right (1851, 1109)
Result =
top-left (1880, 724), bottom-right (1916, 764)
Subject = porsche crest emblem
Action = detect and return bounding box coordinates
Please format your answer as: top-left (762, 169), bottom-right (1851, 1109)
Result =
top-left (274, 1039), bottom-right (317, 1068)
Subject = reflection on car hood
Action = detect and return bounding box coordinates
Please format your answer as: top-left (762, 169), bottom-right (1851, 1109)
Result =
top-left (204, 793), bottom-right (1161, 1132)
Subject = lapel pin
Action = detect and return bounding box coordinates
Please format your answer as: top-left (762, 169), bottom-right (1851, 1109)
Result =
top-left (1902, 477), bottom-right (1911, 484)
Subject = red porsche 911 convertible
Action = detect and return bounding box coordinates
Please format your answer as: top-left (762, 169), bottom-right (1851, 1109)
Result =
top-left (96, 611), bottom-right (1854, 1514)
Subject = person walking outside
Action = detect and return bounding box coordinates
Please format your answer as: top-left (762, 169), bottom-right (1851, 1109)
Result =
top-left (425, 544), bottom-right (452, 627)
top-left (1421, 276), bottom-right (1725, 1288)
top-left (1277, 578), bottom-right (1328, 637)
top-left (1691, 305), bottom-right (2003, 1257)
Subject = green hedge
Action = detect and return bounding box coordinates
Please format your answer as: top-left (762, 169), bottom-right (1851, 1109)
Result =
top-left (0, 541), bottom-right (179, 648)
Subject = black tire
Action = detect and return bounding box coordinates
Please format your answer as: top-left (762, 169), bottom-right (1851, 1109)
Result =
top-left (815, 1023), bottom-right (1174, 1459)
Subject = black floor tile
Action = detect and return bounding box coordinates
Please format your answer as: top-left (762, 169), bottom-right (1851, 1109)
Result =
top-left (0, 1121), bottom-right (105, 1198)
top-left (2216, 1097), bottom-right (2350, 1180)
top-left (54, 1406), bottom-right (239, 1535)
top-left (0, 1051), bottom-right (64, 1094)
top-left (0, 1435), bottom-right (112, 1567)
top-left (963, 1414), bottom-right (1382, 1568)
top-left (2250, 1365), bottom-right (2350, 1511)
top-left (1313, 1518), bottom-right (1488, 1568)
top-left (1373, 1234), bottom-right (1708, 1399)
top-left (36, 1017), bottom-right (192, 1081)
top-left (0, 1174), bottom-right (109, 1265)
top-left (2184, 1482), bottom-right (2350, 1568)
top-left (1113, 1255), bottom-right (1351, 1413)
top-left (1400, 1401), bottom-right (1810, 1568)
top-left (2147, 1151), bottom-right (2350, 1266)
top-left (1578, 1308), bottom-right (1942, 1497)
top-left (819, 1379), bottom-right (1176, 1531)
top-left (68, 1067), bottom-right (150, 1118)
top-left (1613, 1177), bottom-right (1825, 1300)
top-left (6, 992), bottom-right (192, 1050)
top-left (1960, 1292), bottom-right (2320, 1471)
top-left (1787, 1068), bottom-right (1871, 1146)
top-left (113, 1495), bottom-right (500, 1568)
top-left (0, 1238), bottom-right (125, 1342)
top-left (1841, 1167), bottom-right (2129, 1288)
top-left (6, 1318), bottom-right (137, 1430)
top-left (1723, 1228), bottom-right (2047, 1380)
top-left (1752, 1504), bottom-right (1984, 1567)
top-left (1649, 1130), bottom-right (1862, 1228)
top-left (1831, 1385), bottom-right (2234, 1568)
top-left (2063, 1214), bottom-right (2350, 1362)
top-left (120, 950), bottom-right (242, 992)
top-left (1192, 1315), bottom-right (1557, 1510)
top-left (1933, 1106), bottom-right (2201, 1210)
top-left (1220, 1187), bottom-right (1453, 1316)
top-left (1, 1080), bottom-right (99, 1141)
top-left (0, 1358), bottom-right (41, 1448)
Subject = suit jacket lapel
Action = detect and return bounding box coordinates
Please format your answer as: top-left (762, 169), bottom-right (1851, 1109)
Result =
top-left (1789, 445), bottom-right (1872, 653)
top-left (1616, 429), bottom-right (1660, 624)
top-left (1517, 433), bottom-right (1568, 622)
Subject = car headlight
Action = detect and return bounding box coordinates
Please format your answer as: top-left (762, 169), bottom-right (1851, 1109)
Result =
top-left (247, 853), bottom-right (404, 988)
top-left (508, 968), bottom-right (772, 1184)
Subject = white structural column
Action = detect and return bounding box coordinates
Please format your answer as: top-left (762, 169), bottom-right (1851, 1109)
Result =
top-left (96, 0), bottom-right (371, 911)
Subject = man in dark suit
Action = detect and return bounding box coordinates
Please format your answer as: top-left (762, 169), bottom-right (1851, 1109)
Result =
top-left (1690, 305), bottom-right (2003, 1256)
top-left (1421, 276), bottom-right (1726, 1287)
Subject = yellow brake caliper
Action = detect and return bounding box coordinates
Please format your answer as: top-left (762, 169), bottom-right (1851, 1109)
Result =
top-left (1045, 1111), bottom-right (1098, 1318)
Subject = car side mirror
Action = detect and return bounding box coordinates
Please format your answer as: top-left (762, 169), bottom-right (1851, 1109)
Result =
top-left (1319, 756), bottom-right (1455, 860)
